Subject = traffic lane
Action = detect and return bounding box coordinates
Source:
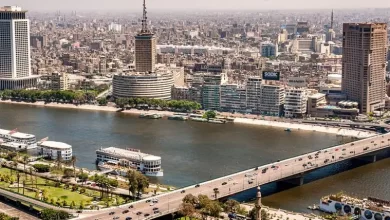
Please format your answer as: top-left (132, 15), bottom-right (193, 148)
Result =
top-left (86, 135), bottom-right (390, 219)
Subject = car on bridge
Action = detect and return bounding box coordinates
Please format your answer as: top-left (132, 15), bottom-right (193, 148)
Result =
top-left (136, 212), bottom-right (142, 215)
top-left (364, 147), bottom-right (370, 151)
top-left (195, 184), bottom-right (200, 188)
top-left (222, 182), bottom-right (227, 185)
top-left (126, 217), bottom-right (132, 220)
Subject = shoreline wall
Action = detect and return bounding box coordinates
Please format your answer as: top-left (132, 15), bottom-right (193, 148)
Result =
top-left (234, 118), bottom-right (376, 139)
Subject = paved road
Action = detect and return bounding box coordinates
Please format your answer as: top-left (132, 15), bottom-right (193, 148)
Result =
top-left (82, 133), bottom-right (390, 220)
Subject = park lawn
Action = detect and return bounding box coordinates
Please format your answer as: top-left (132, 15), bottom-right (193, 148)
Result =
top-left (0, 167), bottom-right (102, 206)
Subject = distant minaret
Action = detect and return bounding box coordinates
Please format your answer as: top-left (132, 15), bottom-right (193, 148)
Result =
top-left (255, 186), bottom-right (262, 220)
top-left (330, 9), bottom-right (334, 29)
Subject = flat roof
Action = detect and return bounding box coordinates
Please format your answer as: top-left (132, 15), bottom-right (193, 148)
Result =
top-left (97, 147), bottom-right (160, 161)
top-left (40, 141), bottom-right (72, 149)
top-left (0, 129), bottom-right (35, 139)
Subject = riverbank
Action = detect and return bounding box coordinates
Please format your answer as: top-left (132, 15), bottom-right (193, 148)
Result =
top-left (0, 100), bottom-right (376, 138)
top-left (234, 118), bottom-right (376, 139)
top-left (0, 100), bottom-right (177, 117)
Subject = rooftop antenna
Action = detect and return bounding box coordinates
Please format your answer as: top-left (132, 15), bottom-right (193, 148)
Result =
top-left (141, 0), bottom-right (150, 34)
top-left (331, 9), bottom-right (334, 29)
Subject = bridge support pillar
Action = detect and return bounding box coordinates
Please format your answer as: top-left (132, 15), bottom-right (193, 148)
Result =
top-left (354, 154), bottom-right (377, 163)
top-left (277, 173), bottom-right (304, 187)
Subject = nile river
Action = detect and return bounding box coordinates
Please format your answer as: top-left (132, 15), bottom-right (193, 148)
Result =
top-left (0, 103), bottom-right (389, 212)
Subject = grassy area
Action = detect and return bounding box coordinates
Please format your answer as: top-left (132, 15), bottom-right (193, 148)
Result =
top-left (0, 167), bottom-right (127, 208)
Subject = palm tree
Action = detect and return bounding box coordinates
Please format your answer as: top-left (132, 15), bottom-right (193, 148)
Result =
top-left (22, 155), bottom-right (29, 179)
top-left (71, 155), bottom-right (77, 181)
top-left (16, 172), bottom-right (21, 193)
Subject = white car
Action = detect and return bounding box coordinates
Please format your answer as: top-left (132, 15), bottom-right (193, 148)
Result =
top-left (150, 203), bottom-right (155, 206)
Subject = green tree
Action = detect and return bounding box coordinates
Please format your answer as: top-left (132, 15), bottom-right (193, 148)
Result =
top-left (97, 98), bottom-right (108, 106)
top-left (203, 110), bottom-right (217, 121)
top-left (40, 209), bottom-right (69, 220)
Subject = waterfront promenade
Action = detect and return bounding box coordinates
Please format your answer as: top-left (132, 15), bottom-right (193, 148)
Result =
top-left (82, 133), bottom-right (390, 220)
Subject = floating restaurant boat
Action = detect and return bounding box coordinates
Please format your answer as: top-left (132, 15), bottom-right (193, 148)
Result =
top-left (139, 113), bottom-right (162, 119)
top-left (190, 117), bottom-right (208, 122)
top-left (168, 115), bottom-right (189, 121)
top-left (0, 128), bottom-right (37, 150)
top-left (96, 147), bottom-right (163, 177)
top-left (319, 193), bottom-right (390, 220)
top-left (208, 119), bottom-right (226, 124)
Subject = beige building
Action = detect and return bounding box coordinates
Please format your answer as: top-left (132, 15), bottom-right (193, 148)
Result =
top-left (51, 72), bottom-right (69, 91)
top-left (342, 23), bottom-right (388, 113)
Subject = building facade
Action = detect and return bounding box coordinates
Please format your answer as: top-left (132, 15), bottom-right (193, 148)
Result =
top-left (135, 34), bottom-right (156, 73)
top-left (246, 77), bottom-right (262, 114)
top-left (220, 84), bottom-right (247, 112)
top-left (0, 6), bottom-right (38, 90)
top-left (259, 84), bottom-right (285, 116)
top-left (260, 42), bottom-right (278, 58)
top-left (342, 23), bottom-right (388, 113)
top-left (284, 88), bottom-right (308, 118)
top-left (50, 72), bottom-right (69, 91)
top-left (113, 73), bottom-right (174, 100)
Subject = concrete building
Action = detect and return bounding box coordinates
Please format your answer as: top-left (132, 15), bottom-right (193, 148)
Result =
top-left (284, 88), bottom-right (308, 118)
top-left (50, 72), bottom-right (69, 91)
top-left (307, 93), bottom-right (327, 116)
top-left (260, 41), bottom-right (278, 58)
top-left (171, 86), bottom-right (190, 100)
top-left (0, 6), bottom-right (38, 90)
top-left (113, 72), bottom-right (174, 100)
top-left (342, 23), bottom-right (388, 113)
top-left (246, 77), bottom-right (262, 114)
top-left (259, 84), bottom-right (285, 116)
top-left (220, 84), bottom-right (247, 112)
top-left (201, 73), bottom-right (227, 110)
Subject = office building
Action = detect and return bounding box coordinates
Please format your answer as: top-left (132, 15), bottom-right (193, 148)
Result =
top-left (113, 72), bottom-right (174, 100)
top-left (201, 73), bottom-right (227, 110)
top-left (220, 84), bottom-right (247, 112)
top-left (50, 72), bottom-right (69, 91)
top-left (260, 41), bottom-right (278, 58)
top-left (284, 88), bottom-right (308, 118)
top-left (135, 0), bottom-right (156, 73)
top-left (342, 23), bottom-right (388, 113)
top-left (259, 84), bottom-right (285, 116)
top-left (0, 6), bottom-right (38, 90)
top-left (246, 77), bottom-right (262, 114)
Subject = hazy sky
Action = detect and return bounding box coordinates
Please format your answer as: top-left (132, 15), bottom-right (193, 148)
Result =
top-left (4, 0), bottom-right (390, 11)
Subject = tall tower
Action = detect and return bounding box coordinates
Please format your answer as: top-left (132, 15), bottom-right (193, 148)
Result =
top-left (135, 0), bottom-right (156, 73)
top-left (342, 23), bottom-right (388, 113)
top-left (326, 10), bottom-right (335, 42)
top-left (0, 6), bottom-right (38, 90)
top-left (255, 186), bottom-right (262, 220)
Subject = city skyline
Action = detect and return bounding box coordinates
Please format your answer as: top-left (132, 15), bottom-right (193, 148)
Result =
top-left (3, 0), bottom-right (390, 11)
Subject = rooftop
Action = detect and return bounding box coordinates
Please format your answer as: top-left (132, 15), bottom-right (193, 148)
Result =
top-left (0, 129), bottom-right (36, 139)
top-left (97, 147), bottom-right (160, 161)
top-left (40, 141), bottom-right (72, 149)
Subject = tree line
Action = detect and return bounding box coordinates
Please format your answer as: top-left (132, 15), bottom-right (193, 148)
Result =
top-left (113, 97), bottom-right (201, 112)
top-left (0, 90), bottom-right (97, 104)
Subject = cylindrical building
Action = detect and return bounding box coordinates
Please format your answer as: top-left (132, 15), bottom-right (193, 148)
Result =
top-left (113, 72), bottom-right (174, 100)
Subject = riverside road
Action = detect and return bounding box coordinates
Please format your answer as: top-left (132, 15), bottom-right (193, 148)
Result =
top-left (82, 133), bottom-right (390, 220)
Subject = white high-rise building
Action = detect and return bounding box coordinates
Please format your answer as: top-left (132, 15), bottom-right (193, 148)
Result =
top-left (0, 6), bottom-right (38, 90)
top-left (284, 88), bottom-right (308, 118)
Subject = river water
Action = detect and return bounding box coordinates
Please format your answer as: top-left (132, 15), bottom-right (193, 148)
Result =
top-left (0, 103), bottom-right (389, 213)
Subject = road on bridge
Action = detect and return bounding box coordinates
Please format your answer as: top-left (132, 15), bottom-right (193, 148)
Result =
top-left (75, 134), bottom-right (390, 219)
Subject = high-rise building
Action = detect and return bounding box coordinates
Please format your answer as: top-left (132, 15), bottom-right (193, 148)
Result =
top-left (259, 84), bottom-right (285, 116)
top-left (50, 72), bottom-right (69, 91)
top-left (220, 84), bottom-right (247, 113)
top-left (246, 77), bottom-right (262, 114)
top-left (342, 23), bottom-right (388, 113)
top-left (0, 6), bottom-right (38, 90)
top-left (260, 41), bottom-right (278, 58)
top-left (284, 88), bottom-right (308, 118)
top-left (135, 0), bottom-right (156, 73)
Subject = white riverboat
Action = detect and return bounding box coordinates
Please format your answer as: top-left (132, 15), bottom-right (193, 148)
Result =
top-left (319, 193), bottom-right (390, 220)
top-left (0, 128), bottom-right (37, 150)
top-left (96, 147), bottom-right (163, 177)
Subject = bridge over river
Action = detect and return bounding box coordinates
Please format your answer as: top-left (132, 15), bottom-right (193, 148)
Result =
top-left (2, 133), bottom-right (390, 220)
